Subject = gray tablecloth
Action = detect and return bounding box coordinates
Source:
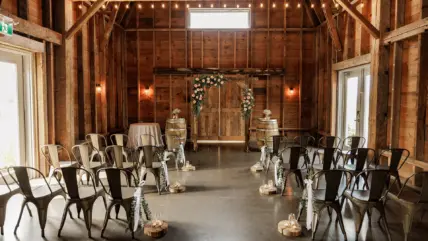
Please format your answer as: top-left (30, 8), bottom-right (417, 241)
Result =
top-left (127, 123), bottom-right (164, 148)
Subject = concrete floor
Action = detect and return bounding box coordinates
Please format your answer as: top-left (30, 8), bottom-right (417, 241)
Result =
top-left (1, 144), bottom-right (427, 241)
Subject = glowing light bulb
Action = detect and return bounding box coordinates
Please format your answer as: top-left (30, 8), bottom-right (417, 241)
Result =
top-left (260, 3), bottom-right (264, 8)
top-left (322, 3), bottom-right (325, 8)
top-left (272, 3), bottom-right (276, 8)
top-left (237, 4), bottom-right (240, 8)
top-left (361, 3), bottom-right (364, 7)
top-left (198, 4), bottom-right (201, 7)
top-left (162, 3), bottom-right (165, 8)
top-left (248, 3), bottom-right (252, 7)
top-left (285, 3), bottom-right (289, 8)
top-left (311, 3), bottom-right (314, 8)
top-left (102, 4), bottom-right (106, 9)
top-left (175, 3), bottom-right (178, 9)
top-left (335, 3), bottom-right (339, 7)
top-left (297, 3), bottom-right (301, 8)
top-left (114, 4), bottom-right (118, 9)
top-left (210, 3), bottom-right (214, 7)
top-left (224, 4), bottom-right (227, 7)
top-left (78, 4), bottom-right (82, 9)
top-left (126, 4), bottom-right (129, 9)
top-left (186, 4), bottom-right (190, 8)
top-left (138, 4), bottom-right (142, 9)
top-left (151, 4), bottom-right (154, 8)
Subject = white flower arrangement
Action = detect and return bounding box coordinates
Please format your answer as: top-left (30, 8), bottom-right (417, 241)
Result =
top-left (241, 88), bottom-right (255, 120)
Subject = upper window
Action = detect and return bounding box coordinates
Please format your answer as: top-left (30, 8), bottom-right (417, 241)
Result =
top-left (189, 8), bottom-right (251, 29)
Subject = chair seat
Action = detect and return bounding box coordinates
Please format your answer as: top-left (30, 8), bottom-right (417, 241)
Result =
top-left (387, 186), bottom-right (421, 204)
top-left (0, 184), bottom-right (20, 197)
top-left (107, 187), bottom-right (135, 200)
top-left (344, 189), bottom-right (370, 201)
top-left (32, 184), bottom-right (63, 198)
top-left (69, 186), bottom-right (104, 200)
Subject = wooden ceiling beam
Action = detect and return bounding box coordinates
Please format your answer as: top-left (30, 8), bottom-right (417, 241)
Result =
top-left (64, 0), bottom-right (107, 40)
top-left (0, 8), bottom-right (62, 45)
top-left (303, 0), bottom-right (319, 26)
top-left (383, 17), bottom-right (428, 44)
top-left (311, 0), bottom-right (325, 23)
top-left (122, 2), bottom-right (136, 27)
top-left (321, 0), bottom-right (342, 51)
top-left (101, 5), bottom-right (120, 49)
top-left (117, 3), bottom-right (129, 24)
top-left (336, 0), bottom-right (380, 39)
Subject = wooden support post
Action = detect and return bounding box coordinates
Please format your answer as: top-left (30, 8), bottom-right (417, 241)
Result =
top-left (17, 0), bottom-right (28, 19)
top-left (101, 6), bottom-right (120, 49)
top-left (321, 0), bottom-right (343, 51)
top-left (389, 0), bottom-right (404, 148)
top-left (336, 0), bottom-right (380, 39)
top-left (368, 0), bottom-right (390, 149)
top-left (64, 0), bottom-right (107, 40)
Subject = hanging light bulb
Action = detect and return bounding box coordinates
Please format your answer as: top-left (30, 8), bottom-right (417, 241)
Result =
top-left (175, 3), bottom-right (179, 9)
top-left (126, 4), bottom-right (129, 9)
top-left (151, 4), bottom-right (154, 8)
top-left (260, 3), bottom-right (264, 8)
top-left (285, 2), bottom-right (289, 8)
top-left (78, 4), bottom-right (83, 9)
top-left (297, 2), bottom-right (301, 8)
top-left (138, 3), bottom-right (142, 9)
top-left (210, 3), bottom-right (214, 7)
top-left (224, 4), bottom-right (227, 7)
top-left (187, 4), bottom-right (190, 8)
top-left (198, 3), bottom-right (201, 7)
top-left (237, 4), bottom-right (240, 8)
top-left (114, 4), bottom-right (118, 9)
top-left (322, 3), bottom-right (325, 8)
top-left (102, 4), bottom-right (106, 9)
top-left (361, 3), bottom-right (364, 7)
top-left (248, 3), bottom-right (252, 7)
top-left (311, 3), bottom-right (314, 8)
top-left (162, 3), bottom-right (165, 8)
top-left (335, 3), bottom-right (339, 8)
top-left (272, 2), bottom-right (276, 8)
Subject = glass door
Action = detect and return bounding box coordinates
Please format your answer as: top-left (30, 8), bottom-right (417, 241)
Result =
top-left (0, 50), bottom-right (25, 168)
top-left (337, 65), bottom-right (370, 147)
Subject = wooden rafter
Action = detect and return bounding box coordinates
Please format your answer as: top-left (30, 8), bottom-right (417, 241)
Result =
top-left (101, 5), bottom-right (120, 49)
top-left (303, 0), bottom-right (319, 26)
top-left (122, 2), bottom-right (136, 27)
top-left (336, 0), bottom-right (380, 39)
top-left (383, 17), bottom-right (428, 44)
top-left (117, 3), bottom-right (128, 24)
top-left (0, 9), bottom-right (62, 45)
top-left (321, 0), bottom-right (342, 51)
top-left (311, 0), bottom-right (325, 23)
top-left (64, 0), bottom-right (107, 40)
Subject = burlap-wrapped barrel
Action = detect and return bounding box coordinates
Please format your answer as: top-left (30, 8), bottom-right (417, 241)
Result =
top-left (256, 118), bottom-right (279, 148)
top-left (165, 118), bottom-right (187, 151)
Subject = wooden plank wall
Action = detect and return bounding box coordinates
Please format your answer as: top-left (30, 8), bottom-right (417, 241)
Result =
top-left (316, 0), bottom-right (428, 177)
top-left (125, 0), bottom-right (317, 132)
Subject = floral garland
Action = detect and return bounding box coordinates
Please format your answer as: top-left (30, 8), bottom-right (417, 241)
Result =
top-left (191, 74), bottom-right (254, 119)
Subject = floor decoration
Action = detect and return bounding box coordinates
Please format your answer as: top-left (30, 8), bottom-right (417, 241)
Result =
top-left (182, 161), bottom-right (196, 171)
top-left (143, 220), bottom-right (168, 238)
top-left (277, 213), bottom-right (302, 237)
top-left (132, 179), bottom-right (152, 233)
top-left (169, 181), bottom-right (186, 193)
top-left (259, 180), bottom-right (277, 195)
top-left (250, 162), bottom-right (264, 172)
top-left (274, 156), bottom-right (284, 187)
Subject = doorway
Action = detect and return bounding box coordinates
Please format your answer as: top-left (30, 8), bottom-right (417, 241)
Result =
top-left (337, 65), bottom-right (371, 146)
top-left (0, 48), bottom-right (34, 168)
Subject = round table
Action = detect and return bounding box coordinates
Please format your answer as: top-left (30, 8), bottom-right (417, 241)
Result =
top-left (127, 123), bottom-right (164, 148)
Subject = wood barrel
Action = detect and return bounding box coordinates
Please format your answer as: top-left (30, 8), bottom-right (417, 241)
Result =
top-left (165, 118), bottom-right (187, 151)
top-left (256, 118), bottom-right (279, 148)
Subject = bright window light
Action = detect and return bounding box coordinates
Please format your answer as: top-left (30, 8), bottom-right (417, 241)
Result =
top-left (189, 9), bottom-right (251, 29)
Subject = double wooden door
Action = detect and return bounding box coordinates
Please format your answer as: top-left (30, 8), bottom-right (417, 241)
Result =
top-left (198, 81), bottom-right (245, 141)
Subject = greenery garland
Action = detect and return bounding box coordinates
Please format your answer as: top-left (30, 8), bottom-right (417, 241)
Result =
top-left (191, 74), bottom-right (255, 119)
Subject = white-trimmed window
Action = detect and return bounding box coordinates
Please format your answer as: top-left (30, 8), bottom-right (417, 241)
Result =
top-left (189, 8), bottom-right (251, 29)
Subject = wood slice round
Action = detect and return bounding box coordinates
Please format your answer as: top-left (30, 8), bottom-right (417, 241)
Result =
top-left (169, 186), bottom-right (186, 193)
top-left (259, 186), bottom-right (277, 195)
top-left (144, 221), bottom-right (168, 238)
top-left (277, 220), bottom-right (302, 237)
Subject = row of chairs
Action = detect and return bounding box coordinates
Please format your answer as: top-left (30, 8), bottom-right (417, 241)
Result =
top-left (265, 135), bottom-right (426, 241)
top-left (0, 166), bottom-right (140, 238)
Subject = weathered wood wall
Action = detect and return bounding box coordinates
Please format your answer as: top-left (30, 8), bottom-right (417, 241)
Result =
top-left (316, 0), bottom-right (428, 181)
top-left (125, 0), bottom-right (318, 136)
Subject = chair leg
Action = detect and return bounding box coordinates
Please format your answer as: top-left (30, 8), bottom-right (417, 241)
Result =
top-left (154, 170), bottom-right (162, 195)
top-left (58, 201), bottom-right (72, 237)
top-left (311, 212), bottom-right (320, 240)
top-left (26, 204), bottom-right (32, 217)
top-left (281, 172), bottom-right (289, 196)
top-left (76, 205), bottom-right (81, 219)
top-left (367, 208), bottom-right (372, 227)
top-left (297, 201), bottom-right (305, 221)
top-left (403, 207), bottom-right (415, 241)
top-left (0, 206), bottom-right (5, 235)
top-left (124, 205), bottom-right (135, 239)
top-left (296, 170), bottom-right (304, 189)
top-left (36, 206), bottom-right (48, 237)
top-left (101, 202), bottom-right (115, 238)
top-left (352, 204), bottom-right (368, 241)
top-left (14, 200), bottom-right (28, 235)
top-left (332, 203), bottom-right (347, 241)
top-left (82, 207), bottom-right (93, 238)
top-left (376, 203), bottom-right (391, 241)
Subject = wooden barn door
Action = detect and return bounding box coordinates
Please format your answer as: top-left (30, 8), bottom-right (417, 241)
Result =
top-left (198, 81), bottom-right (245, 141)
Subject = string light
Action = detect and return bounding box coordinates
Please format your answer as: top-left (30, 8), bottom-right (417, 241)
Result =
top-left (248, 3), bottom-right (252, 7)
top-left (311, 3), bottom-right (314, 8)
top-left (151, 4), bottom-right (154, 8)
top-left (297, 2), bottom-right (301, 8)
top-left (361, 3), bottom-right (364, 7)
top-left (322, 3), bottom-right (325, 8)
top-left (186, 4), bottom-right (190, 8)
top-left (114, 4), bottom-right (118, 9)
top-left (78, 4), bottom-right (83, 10)
top-left (162, 3), bottom-right (165, 8)
top-left (237, 4), bottom-right (240, 8)
top-left (138, 3), bottom-right (142, 9)
top-left (260, 3), bottom-right (264, 8)
top-left (198, 3), bottom-right (201, 7)
top-left (126, 4), bottom-right (129, 9)
top-left (224, 3), bottom-right (227, 7)
top-left (175, 3), bottom-right (179, 9)
top-left (285, 2), bottom-right (289, 8)
top-left (272, 2), bottom-right (276, 8)
top-left (102, 4), bottom-right (106, 9)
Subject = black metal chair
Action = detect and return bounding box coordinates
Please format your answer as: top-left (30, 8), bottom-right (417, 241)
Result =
top-left (298, 170), bottom-right (349, 240)
top-left (342, 169), bottom-right (391, 241)
top-left (0, 168), bottom-right (32, 235)
top-left (105, 145), bottom-right (136, 185)
top-left (279, 146), bottom-right (307, 195)
top-left (97, 167), bottom-right (138, 239)
top-left (336, 136), bottom-right (366, 166)
top-left (376, 148), bottom-right (410, 189)
top-left (55, 167), bottom-right (106, 238)
top-left (8, 166), bottom-right (66, 237)
top-left (86, 133), bottom-right (108, 163)
top-left (265, 135), bottom-right (288, 173)
top-left (312, 136), bottom-right (341, 164)
top-left (140, 145), bottom-right (163, 195)
top-left (110, 133), bottom-right (129, 147)
top-left (311, 148), bottom-right (339, 188)
top-left (384, 171), bottom-right (428, 241)
top-left (342, 148), bottom-right (376, 189)
top-left (294, 135), bottom-right (315, 168)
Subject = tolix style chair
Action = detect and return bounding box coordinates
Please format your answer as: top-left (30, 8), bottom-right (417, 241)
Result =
top-left (105, 145), bottom-right (136, 185)
top-left (342, 148), bottom-right (376, 189)
top-left (55, 167), bottom-right (106, 238)
top-left (40, 144), bottom-right (75, 184)
top-left (72, 142), bottom-right (106, 186)
top-left (110, 133), bottom-right (129, 147)
top-left (336, 136), bottom-right (366, 166)
top-left (265, 135), bottom-right (288, 173)
top-left (85, 133), bottom-right (108, 163)
top-left (294, 135), bottom-right (315, 168)
top-left (279, 146), bottom-right (307, 195)
top-left (376, 148), bottom-right (410, 189)
top-left (97, 167), bottom-right (138, 239)
top-left (312, 136), bottom-right (341, 165)
top-left (8, 166), bottom-right (66, 237)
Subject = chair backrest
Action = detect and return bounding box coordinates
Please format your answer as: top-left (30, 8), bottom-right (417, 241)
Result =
top-left (272, 135), bottom-right (287, 156)
top-left (72, 142), bottom-right (95, 170)
top-left (8, 167), bottom-right (51, 198)
top-left (294, 135), bottom-right (315, 148)
top-left (138, 134), bottom-right (157, 147)
top-left (110, 134), bottom-right (128, 147)
top-left (346, 148), bottom-right (375, 171)
top-left (286, 146), bottom-right (306, 169)
top-left (141, 146), bottom-right (158, 168)
top-left (315, 170), bottom-right (348, 202)
top-left (367, 170), bottom-right (390, 201)
top-left (97, 168), bottom-right (136, 200)
top-left (388, 148), bottom-right (410, 171)
top-left (396, 172), bottom-right (428, 203)
top-left (85, 134), bottom-right (107, 151)
top-left (106, 145), bottom-right (127, 168)
top-left (318, 136), bottom-right (341, 148)
top-left (55, 167), bottom-right (95, 200)
top-left (40, 144), bottom-right (71, 168)
top-left (342, 136), bottom-right (366, 150)
top-left (321, 147), bottom-right (338, 170)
